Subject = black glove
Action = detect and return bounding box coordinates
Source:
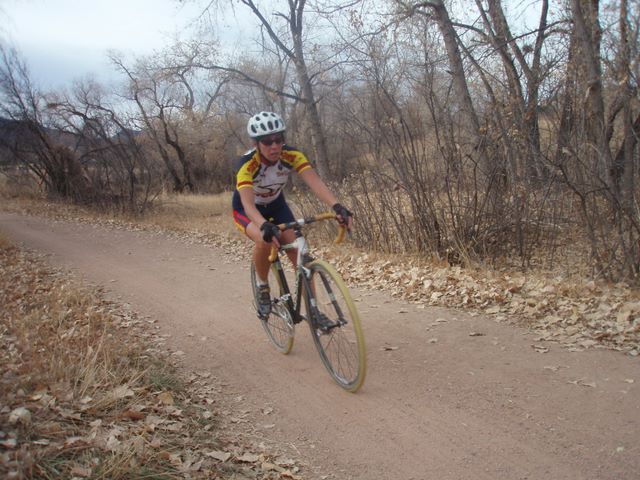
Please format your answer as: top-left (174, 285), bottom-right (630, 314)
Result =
top-left (332, 203), bottom-right (353, 226)
top-left (260, 221), bottom-right (280, 242)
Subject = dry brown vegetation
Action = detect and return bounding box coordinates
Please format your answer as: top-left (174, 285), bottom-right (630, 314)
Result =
top-left (0, 228), bottom-right (306, 479)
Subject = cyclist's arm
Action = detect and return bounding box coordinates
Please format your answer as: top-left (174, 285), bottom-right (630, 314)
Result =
top-left (238, 187), bottom-right (267, 227)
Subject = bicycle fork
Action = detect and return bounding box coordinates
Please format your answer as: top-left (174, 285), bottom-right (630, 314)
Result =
top-left (301, 268), bottom-right (347, 332)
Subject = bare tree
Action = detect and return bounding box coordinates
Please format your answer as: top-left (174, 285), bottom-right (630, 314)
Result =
top-left (111, 41), bottom-right (229, 193)
top-left (45, 81), bottom-right (157, 212)
top-left (0, 44), bottom-right (88, 199)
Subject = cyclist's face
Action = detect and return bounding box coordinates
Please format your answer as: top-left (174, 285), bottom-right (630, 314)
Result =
top-left (257, 134), bottom-right (285, 163)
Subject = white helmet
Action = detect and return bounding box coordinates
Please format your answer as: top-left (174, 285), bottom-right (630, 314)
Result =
top-left (247, 111), bottom-right (286, 138)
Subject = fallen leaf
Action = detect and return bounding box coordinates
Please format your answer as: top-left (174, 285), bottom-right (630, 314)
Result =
top-left (108, 385), bottom-right (134, 401)
top-left (205, 450), bottom-right (232, 462)
top-left (70, 466), bottom-right (92, 477)
top-left (236, 453), bottom-right (261, 463)
top-left (160, 421), bottom-right (183, 432)
top-left (64, 436), bottom-right (84, 448)
top-left (8, 407), bottom-right (31, 425)
top-left (158, 392), bottom-right (174, 405)
top-left (580, 339), bottom-right (597, 348)
top-left (262, 462), bottom-right (283, 472)
top-left (106, 435), bottom-right (121, 451)
top-left (568, 379), bottom-right (597, 388)
top-left (0, 438), bottom-right (17, 448)
top-left (281, 470), bottom-right (303, 479)
top-left (121, 409), bottom-right (146, 421)
top-left (168, 452), bottom-right (182, 466)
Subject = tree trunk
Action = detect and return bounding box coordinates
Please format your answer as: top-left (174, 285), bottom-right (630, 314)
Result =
top-left (429, 1), bottom-right (480, 136)
top-left (290, 25), bottom-right (330, 179)
top-left (570, 0), bottom-right (617, 193)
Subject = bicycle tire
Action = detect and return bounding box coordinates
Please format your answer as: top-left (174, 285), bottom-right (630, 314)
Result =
top-left (304, 260), bottom-right (366, 392)
top-left (250, 261), bottom-right (295, 354)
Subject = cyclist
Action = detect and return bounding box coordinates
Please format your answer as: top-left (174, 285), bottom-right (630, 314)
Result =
top-left (232, 111), bottom-right (352, 317)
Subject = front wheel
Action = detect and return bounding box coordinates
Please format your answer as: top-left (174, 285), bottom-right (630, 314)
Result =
top-left (250, 261), bottom-right (295, 354)
top-left (305, 260), bottom-right (366, 392)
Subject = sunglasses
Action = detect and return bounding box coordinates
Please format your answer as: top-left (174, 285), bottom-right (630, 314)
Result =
top-left (259, 135), bottom-right (285, 146)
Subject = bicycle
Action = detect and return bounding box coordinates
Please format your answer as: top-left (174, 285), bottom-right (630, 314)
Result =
top-left (250, 212), bottom-right (366, 392)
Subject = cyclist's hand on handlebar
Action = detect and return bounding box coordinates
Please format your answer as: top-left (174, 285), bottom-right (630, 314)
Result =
top-left (260, 221), bottom-right (281, 245)
top-left (332, 203), bottom-right (353, 229)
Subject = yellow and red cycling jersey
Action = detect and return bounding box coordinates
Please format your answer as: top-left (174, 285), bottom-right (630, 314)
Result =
top-left (233, 145), bottom-right (312, 206)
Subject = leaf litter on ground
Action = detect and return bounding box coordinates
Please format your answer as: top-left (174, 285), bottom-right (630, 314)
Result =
top-left (0, 237), bottom-right (305, 479)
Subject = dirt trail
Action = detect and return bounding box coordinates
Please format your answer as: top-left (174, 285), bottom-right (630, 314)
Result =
top-left (1, 211), bottom-right (639, 480)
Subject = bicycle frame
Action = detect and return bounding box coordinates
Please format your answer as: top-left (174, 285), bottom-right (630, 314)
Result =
top-left (268, 213), bottom-right (345, 326)
top-left (270, 225), bottom-right (317, 325)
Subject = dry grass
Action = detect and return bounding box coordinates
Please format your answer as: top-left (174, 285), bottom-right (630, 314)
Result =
top-left (0, 237), bottom-right (190, 478)
top-left (144, 193), bottom-right (235, 235)
top-left (0, 234), bottom-right (303, 479)
top-left (0, 173), bottom-right (43, 201)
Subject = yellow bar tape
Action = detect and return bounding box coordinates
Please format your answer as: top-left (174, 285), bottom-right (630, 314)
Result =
top-left (267, 212), bottom-right (347, 262)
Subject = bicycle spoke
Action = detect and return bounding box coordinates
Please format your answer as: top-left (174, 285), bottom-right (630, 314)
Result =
top-left (319, 329), bottom-right (360, 382)
top-left (251, 261), bottom-right (295, 354)
top-left (307, 260), bottom-right (366, 392)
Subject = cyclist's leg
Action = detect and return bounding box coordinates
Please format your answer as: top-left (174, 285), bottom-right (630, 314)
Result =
top-left (280, 229), bottom-right (297, 266)
top-left (233, 207), bottom-right (273, 316)
top-left (267, 194), bottom-right (297, 267)
top-left (245, 222), bottom-right (272, 282)
top-left (233, 205), bottom-right (272, 282)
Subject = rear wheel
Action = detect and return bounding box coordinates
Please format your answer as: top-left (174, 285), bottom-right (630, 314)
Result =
top-left (305, 260), bottom-right (366, 392)
top-left (251, 261), bottom-right (295, 354)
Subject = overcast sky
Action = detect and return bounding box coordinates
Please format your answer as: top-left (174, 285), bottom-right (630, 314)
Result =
top-left (2, 1), bottom-right (545, 91)
top-left (1, 0), bottom-right (231, 89)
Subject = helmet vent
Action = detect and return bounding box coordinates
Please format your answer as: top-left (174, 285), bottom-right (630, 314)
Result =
top-left (247, 111), bottom-right (286, 138)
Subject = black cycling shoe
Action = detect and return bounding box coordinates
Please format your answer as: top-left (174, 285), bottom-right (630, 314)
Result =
top-left (257, 284), bottom-right (271, 318)
top-left (314, 312), bottom-right (336, 333)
